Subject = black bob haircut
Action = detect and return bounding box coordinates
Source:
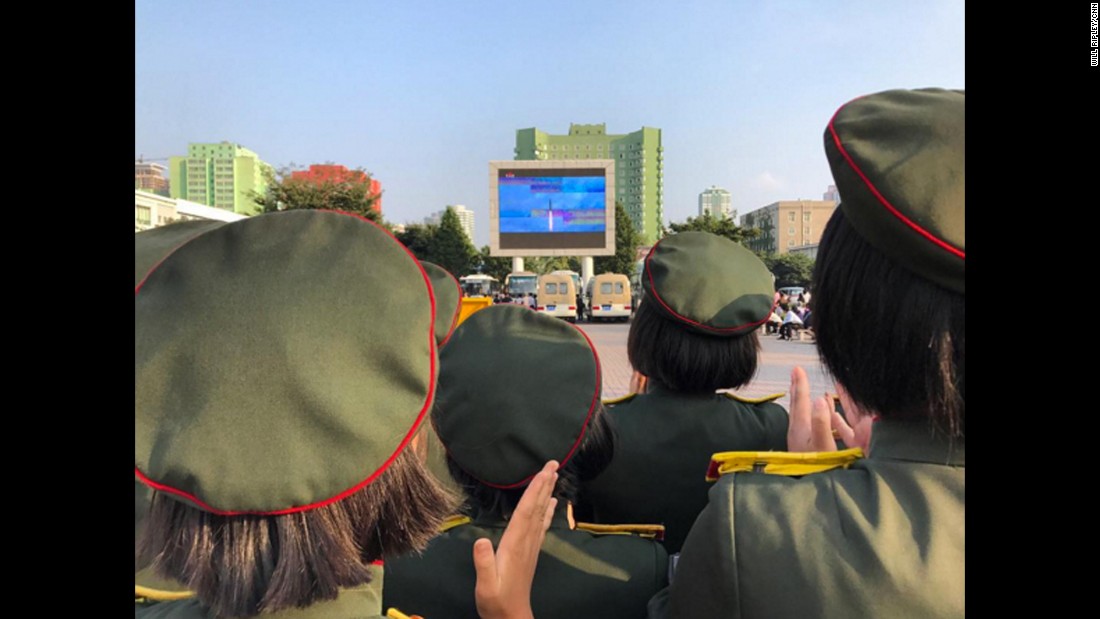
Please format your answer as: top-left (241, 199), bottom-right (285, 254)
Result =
top-left (811, 209), bottom-right (964, 439)
top-left (627, 299), bottom-right (761, 393)
top-left (446, 405), bottom-right (615, 516)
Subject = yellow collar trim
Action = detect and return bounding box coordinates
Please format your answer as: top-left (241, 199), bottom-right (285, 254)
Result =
top-left (135, 585), bottom-right (195, 602)
top-left (387, 608), bottom-right (425, 619)
top-left (706, 448), bottom-right (864, 481)
top-left (441, 514), bottom-right (471, 532)
top-left (575, 521), bottom-right (665, 541)
top-left (723, 391), bottom-right (785, 404)
top-left (602, 392), bottom-right (638, 405)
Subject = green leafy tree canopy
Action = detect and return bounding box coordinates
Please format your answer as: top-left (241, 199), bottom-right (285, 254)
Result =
top-left (594, 202), bottom-right (642, 276)
top-left (430, 207), bottom-right (479, 277)
top-left (252, 165), bottom-right (383, 223)
top-left (762, 253), bottom-right (815, 289)
top-left (395, 223), bottom-right (438, 263)
top-left (666, 212), bottom-right (757, 245)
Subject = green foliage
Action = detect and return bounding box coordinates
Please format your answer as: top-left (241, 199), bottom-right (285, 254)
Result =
top-left (761, 253), bottom-right (815, 289)
top-left (395, 223), bottom-right (438, 262)
top-left (595, 202), bottom-right (642, 276)
top-left (252, 166), bottom-right (383, 223)
top-left (666, 212), bottom-right (757, 245)
top-left (430, 207), bottom-right (479, 277)
top-left (477, 246), bottom-right (513, 281)
top-left (523, 256), bottom-right (574, 274)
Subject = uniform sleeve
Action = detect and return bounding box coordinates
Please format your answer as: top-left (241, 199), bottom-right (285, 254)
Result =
top-left (666, 476), bottom-right (741, 618)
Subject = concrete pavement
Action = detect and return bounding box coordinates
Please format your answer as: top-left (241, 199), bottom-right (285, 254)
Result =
top-left (576, 321), bottom-right (833, 412)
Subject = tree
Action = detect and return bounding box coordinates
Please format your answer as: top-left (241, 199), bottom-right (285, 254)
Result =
top-left (666, 212), bottom-right (757, 245)
top-left (762, 253), bottom-right (815, 289)
top-left (252, 165), bottom-right (383, 223)
top-left (395, 223), bottom-right (438, 262)
top-left (595, 202), bottom-right (642, 276)
top-left (477, 246), bottom-right (513, 282)
top-left (431, 207), bottom-right (479, 276)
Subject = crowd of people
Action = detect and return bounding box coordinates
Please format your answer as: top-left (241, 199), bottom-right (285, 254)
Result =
top-left (135, 87), bottom-right (964, 618)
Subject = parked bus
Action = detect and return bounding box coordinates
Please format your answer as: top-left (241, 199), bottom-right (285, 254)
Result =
top-left (504, 271), bottom-right (538, 301)
top-left (549, 270), bottom-right (584, 320)
top-left (584, 273), bottom-right (632, 322)
top-left (536, 272), bottom-right (578, 322)
top-left (458, 274), bottom-right (499, 298)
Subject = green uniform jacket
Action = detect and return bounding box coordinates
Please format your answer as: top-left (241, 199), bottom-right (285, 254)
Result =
top-left (135, 564), bottom-right (386, 619)
top-left (650, 419), bottom-right (964, 618)
top-left (580, 383), bottom-right (789, 552)
top-left (383, 507), bottom-right (669, 619)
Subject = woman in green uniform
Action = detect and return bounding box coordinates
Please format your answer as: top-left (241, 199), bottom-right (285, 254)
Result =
top-left (134, 211), bottom-right (459, 618)
top-left (384, 304), bottom-right (670, 619)
top-left (654, 88), bottom-right (965, 618)
top-left (579, 232), bottom-right (789, 553)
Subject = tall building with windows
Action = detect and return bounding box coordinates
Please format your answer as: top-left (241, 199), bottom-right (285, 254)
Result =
top-left (823, 184), bottom-right (841, 204)
top-left (698, 185), bottom-right (733, 219)
top-left (168, 142), bottom-right (274, 214)
top-left (515, 123), bottom-right (663, 245)
top-left (289, 164), bottom-right (383, 214)
top-left (740, 200), bottom-right (837, 255)
top-left (425, 204), bottom-right (475, 242)
top-left (135, 162), bottom-right (170, 196)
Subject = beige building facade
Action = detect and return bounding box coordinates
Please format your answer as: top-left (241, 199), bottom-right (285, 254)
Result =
top-left (136, 190), bottom-right (246, 232)
top-left (740, 200), bottom-right (837, 255)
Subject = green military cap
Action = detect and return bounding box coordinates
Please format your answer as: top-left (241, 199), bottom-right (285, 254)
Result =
top-left (135, 220), bottom-right (227, 286)
top-left (825, 88), bottom-right (965, 293)
top-left (434, 304), bottom-right (601, 488)
top-left (642, 231), bottom-right (774, 336)
top-left (135, 210), bottom-right (438, 515)
top-left (420, 261), bottom-right (463, 347)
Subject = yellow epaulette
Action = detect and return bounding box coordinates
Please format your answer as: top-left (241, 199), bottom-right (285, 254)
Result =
top-left (440, 514), bottom-right (471, 532)
top-left (387, 608), bottom-right (425, 619)
top-left (602, 392), bottom-right (637, 406)
top-left (705, 448), bottom-right (864, 481)
top-left (575, 521), bottom-right (666, 541)
top-left (723, 391), bottom-right (785, 404)
top-left (135, 585), bottom-right (194, 603)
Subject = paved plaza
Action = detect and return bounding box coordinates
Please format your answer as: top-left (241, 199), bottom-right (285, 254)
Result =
top-left (576, 321), bottom-right (832, 410)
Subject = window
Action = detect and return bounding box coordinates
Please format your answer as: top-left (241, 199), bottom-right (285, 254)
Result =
top-left (600, 283), bottom-right (612, 294)
top-left (546, 283), bottom-right (558, 294)
top-left (804, 213), bottom-right (811, 221)
top-left (789, 226), bottom-right (795, 235)
top-left (804, 226), bottom-right (811, 235)
top-left (788, 212), bottom-right (795, 222)
top-left (136, 206), bottom-right (151, 224)
top-left (615, 283), bottom-right (624, 294)
top-left (788, 239), bottom-right (795, 247)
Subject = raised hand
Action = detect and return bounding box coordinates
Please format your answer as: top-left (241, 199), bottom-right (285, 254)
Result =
top-left (473, 460), bottom-right (559, 619)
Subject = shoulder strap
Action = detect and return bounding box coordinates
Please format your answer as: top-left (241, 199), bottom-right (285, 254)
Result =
top-left (440, 514), bottom-right (471, 532)
top-left (574, 521), bottom-right (666, 541)
top-left (602, 392), bottom-right (638, 406)
top-left (723, 391), bottom-right (785, 404)
top-left (135, 585), bottom-right (194, 603)
top-left (706, 448), bottom-right (865, 481)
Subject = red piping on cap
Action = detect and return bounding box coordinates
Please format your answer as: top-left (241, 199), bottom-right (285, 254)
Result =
top-left (478, 320), bottom-right (604, 490)
top-left (827, 103), bottom-right (964, 260)
top-left (135, 210), bottom-right (438, 516)
top-left (644, 241), bottom-right (770, 334)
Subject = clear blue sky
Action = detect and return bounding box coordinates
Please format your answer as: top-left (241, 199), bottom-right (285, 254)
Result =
top-left (136, 1), bottom-right (965, 247)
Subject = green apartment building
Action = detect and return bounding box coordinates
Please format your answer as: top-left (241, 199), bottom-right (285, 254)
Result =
top-left (169, 142), bottom-right (274, 214)
top-left (515, 123), bottom-right (664, 245)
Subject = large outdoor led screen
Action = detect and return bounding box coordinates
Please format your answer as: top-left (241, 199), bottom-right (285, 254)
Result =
top-left (489, 160), bottom-right (615, 256)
